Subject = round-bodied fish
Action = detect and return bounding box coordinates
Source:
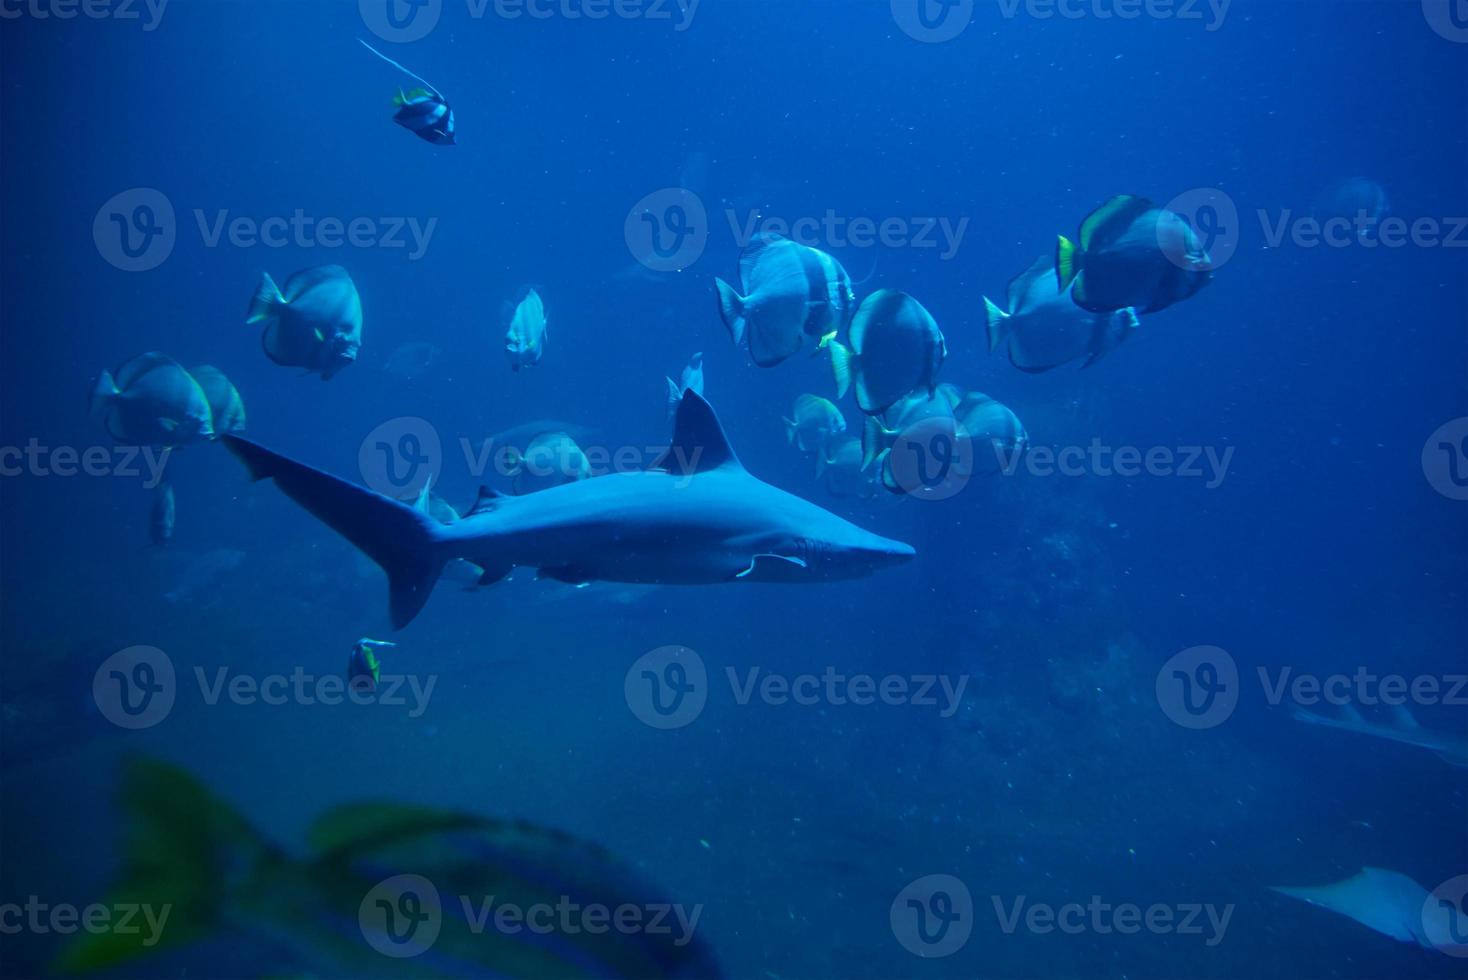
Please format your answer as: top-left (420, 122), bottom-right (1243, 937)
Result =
top-left (716, 233), bottom-right (856, 367)
top-left (784, 394), bottom-right (846, 456)
top-left (91, 352), bottom-right (214, 447)
top-left (984, 255), bottom-right (1140, 372)
top-left (1056, 195), bottom-right (1213, 314)
top-left (188, 365), bottom-right (246, 435)
top-left (507, 431), bottom-right (590, 495)
top-left (383, 341), bottom-right (442, 382)
top-left (954, 391), bottom-right (1028, 476)
top-left (860, 390), bottom-right (959, 495)
top-left (246, 265), bottom-right (363, 380)
top-left (504, 287), bottom-right (547, 372)
top-left (818, 436), bottom-right (879, 500)
top-left (1314, 177), bottom-right (1389, 241)
top-left (828, 290), bottom-right (947, 416)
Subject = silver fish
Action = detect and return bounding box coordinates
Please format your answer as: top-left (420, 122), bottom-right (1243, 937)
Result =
top-left (818, 436), bottom-right (879, 500)
top-left (784, 394), bottom-right (846, 456)
top-left (953, 391), bottom-right (1028, 476)
top-left (246, 265), bottom-right (363, 380)
top-left (716, 233), bottom-right (855, 367)
top-left (188, 365), bottom-right (246, 435)
top-left (91, 352), bottom-right (214, 447)
top-left (508, 431), bottom-right (590, 495)
top-left (829, 290), bottom-right (947, 416)
top-left (985, 255), bottom-right (1139, 372)
top-left (504, 287), bottom-right (547, 372)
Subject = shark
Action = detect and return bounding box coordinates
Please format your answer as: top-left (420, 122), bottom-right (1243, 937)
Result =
top-left (1290, 702), bottom-right (1468, 768)
top-left (223, 391), bottom-right (915, 628)
top-left (1271, 867), bottom-right (1468, 955)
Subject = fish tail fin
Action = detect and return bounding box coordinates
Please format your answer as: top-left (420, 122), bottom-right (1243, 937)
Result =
top-left (983, 297), bottom-right (1010, 354)
top-left (1055, 235), bottom-right (1081, 290)
top-left (89, 369), bottom-right (119, 419)
top-left (246, 272), bottom-right (283, 324)
top-left (829, 342), bottom-right (855, 400)
top-left (714, 278), bottom-right (748, 348)
top-left (54, 757), bottom-right (271, 974)
top-left (222, 435), bottom-right (450, 629)
top-left (861, 417), bottom-right (894, 471)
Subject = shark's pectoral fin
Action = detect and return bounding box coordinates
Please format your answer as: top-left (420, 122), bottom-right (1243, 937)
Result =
top-left (538, 565), bottom-right (595, 586)
top-left (735, 553), bottom-right (808, 580)
top-left (464, 485), bottom-right (504, 518)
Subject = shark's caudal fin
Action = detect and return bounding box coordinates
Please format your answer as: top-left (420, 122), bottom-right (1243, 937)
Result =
top-left (55, 757), bottom-right (271, 973)
top-left (223, 435), bottom-right (449, 628)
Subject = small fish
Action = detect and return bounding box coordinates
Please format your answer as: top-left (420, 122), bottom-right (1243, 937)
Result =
top-left (1315, 177), bottom-right (1389, 241)
top-left (783, 394), bottom-right (846, 456)
top-left (382, 341), bottom-right (442, 382)
top-left (817, 437), bottom-right (879, 500)
top-left (506, 431), bottom-right (590, 495)
top-left (347, 637), bottom-right (394, 693)
top-left (828, 290), bottom-right (947, 416)
top-left (716, 233), bottom-right (856, 367)
top-left (149, 480), bottom-right (175, 546)
top-left (953, 391), bottom-right (1028, 475)
top-left (860, 391), bottom-right (957, 494)
top-left (984, 255), bottom-right (1140, 372)
top-left (246, 265), bottom-right (363, 380)
top-left (90, 352), bottom-right (214, 447)
top-left (358, 38), bottom-right (456, 146)
top-left (57, 757), bottom-right (724, 977)
top-left (187, 365), bottom-right (246, 435)
top-left (666, 352), bottom-right (705, 418)
top-left (1056, 195), bottom-right (1213, 314)
top-left (504, 287), bottom-right (547, 372)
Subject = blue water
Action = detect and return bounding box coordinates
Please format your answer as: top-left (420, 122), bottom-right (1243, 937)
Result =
top-left (2, 1), bottom-right (1466, 977)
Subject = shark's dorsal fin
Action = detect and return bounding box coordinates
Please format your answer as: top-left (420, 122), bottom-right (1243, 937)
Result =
top-left (464, 485), bottom-right (503, 517)
top-left (655, 391), bottom-right (742, 475)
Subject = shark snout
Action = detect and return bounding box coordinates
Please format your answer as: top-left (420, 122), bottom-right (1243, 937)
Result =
top-left (863, 536), bottom-right (916, 569)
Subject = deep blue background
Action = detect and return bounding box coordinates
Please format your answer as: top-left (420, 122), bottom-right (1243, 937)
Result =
top-left (2, 1), bottom-right (1465, 977)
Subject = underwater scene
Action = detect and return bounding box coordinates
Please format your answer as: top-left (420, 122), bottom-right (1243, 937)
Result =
top-left (2, 1), bottom-right (1467, 977)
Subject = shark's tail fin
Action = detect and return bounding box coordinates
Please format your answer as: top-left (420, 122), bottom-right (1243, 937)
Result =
top-left (55, 757), bottom-right (273, 973)
top-left (223, 435), bottom-right (449, 628)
